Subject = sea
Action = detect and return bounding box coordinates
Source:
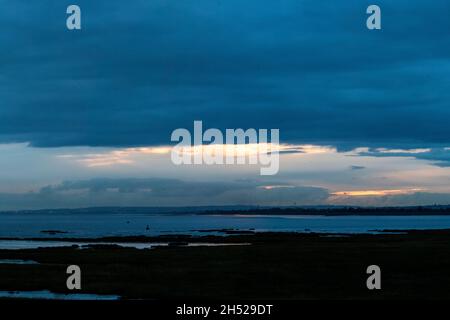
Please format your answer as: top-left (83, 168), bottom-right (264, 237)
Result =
top-left (1, 212), bottom-right (450, 239)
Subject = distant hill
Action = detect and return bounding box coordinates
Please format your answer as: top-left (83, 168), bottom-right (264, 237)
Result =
top-left (1, 205), bottom-right (450, 216)
top-left (199, 205), bottom-right (450, 216)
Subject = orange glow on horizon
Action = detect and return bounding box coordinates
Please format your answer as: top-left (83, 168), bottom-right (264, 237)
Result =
top-left (259, 185), bottom-right (295, 190)
top-left (332, 188), bottom-right (423, 197)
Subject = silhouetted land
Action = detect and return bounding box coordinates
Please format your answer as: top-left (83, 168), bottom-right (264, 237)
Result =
top-left (1, 230), bottom-right (450, 299)
top-left (200, 205), bottom-right (450, 216)
top-left (2, 205), bottom-right (450, 216)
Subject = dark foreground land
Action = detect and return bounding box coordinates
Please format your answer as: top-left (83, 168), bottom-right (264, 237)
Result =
top-left (1, 230), bottom-right (450, 299)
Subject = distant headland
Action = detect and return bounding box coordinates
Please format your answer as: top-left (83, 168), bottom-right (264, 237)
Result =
top-left (2, 205), bottom-right (450, 216)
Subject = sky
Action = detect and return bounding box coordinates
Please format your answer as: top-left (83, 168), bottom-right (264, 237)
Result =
top-left (0, 0), bottom-right (449, 210)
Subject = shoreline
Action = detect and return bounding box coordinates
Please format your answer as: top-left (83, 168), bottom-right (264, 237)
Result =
top-left (3, 205), bottom-right (450, 216)
top-left (0, 228), bottom-right (444, 244)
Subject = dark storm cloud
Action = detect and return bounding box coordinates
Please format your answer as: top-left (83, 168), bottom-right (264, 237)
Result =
top-left (1, 0), bottom-right (450, 148)
top-left (0, 177), bottom-right (448, 210)
top-left (357, 147), bottom-right (450, 167)
top-left (0, 178), bottom-right (330, 210)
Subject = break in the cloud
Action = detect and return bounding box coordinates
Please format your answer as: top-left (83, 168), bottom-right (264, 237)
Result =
top-left (330, 191), bottom-right (450, 207)
top-left (0, 142), bottom-right (449, 209)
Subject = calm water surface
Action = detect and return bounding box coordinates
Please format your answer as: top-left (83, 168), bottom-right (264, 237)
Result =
top-left (0, 240), bottom-right (249, 250)
top-left (1, 213), bottom-right (450, 238)
top-left (0, 290), bottom-right (119, 300)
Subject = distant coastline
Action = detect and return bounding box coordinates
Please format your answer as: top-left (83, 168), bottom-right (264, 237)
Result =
top-left (2, 205), bottom-right (450, 216)
top-left (200, 205), bottom-right (450, 216)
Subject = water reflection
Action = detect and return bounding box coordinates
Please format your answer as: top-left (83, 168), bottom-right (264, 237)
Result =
top-left (0, 290), bottom-right (119, 300)
top-left (0, 240), bottom-right (250, 250)
top-left (0, 259), bottom-right (39, 264)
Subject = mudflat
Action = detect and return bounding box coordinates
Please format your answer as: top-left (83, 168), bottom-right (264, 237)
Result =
top-left (1, 230), bottom-right (449, 299)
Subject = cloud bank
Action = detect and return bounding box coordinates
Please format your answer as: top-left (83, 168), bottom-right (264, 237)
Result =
top-left (0, 178), bottom-right (329, 210)
top-left (1, 177), bottom-right (449, 211)
top-left (0, 0), bottom-right (449, 150)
